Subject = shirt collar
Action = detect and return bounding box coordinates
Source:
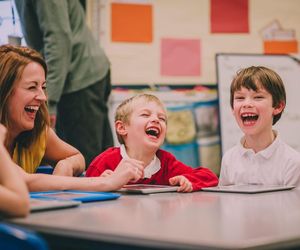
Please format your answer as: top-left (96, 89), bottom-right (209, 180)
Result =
top-left (120, 144), bottom-right (161, 178)
top-left (238, 130), bottom-right (280, 159)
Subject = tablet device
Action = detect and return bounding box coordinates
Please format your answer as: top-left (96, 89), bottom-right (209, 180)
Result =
top-left (30, 198), bottom-right (81, 212)
top-left (202, 184), bottom-right (295, 194)
top-left (118, 184), bottom-right (178, 194)
top-left (30, 191), bottom-right (121, 203)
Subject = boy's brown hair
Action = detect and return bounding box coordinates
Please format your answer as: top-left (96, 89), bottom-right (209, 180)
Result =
top-left (0, 45), bottom-right (50, 148)
top-left (114, 94), bottom-right (166, 144)
top-left (230, 66), bottom-right (286, 125)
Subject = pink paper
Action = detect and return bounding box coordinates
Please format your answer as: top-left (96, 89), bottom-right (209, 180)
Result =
top-left (161, 38), bottom-right (201, 76)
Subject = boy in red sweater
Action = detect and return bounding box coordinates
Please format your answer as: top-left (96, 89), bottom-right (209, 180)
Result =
top-left (86, 94), bottom-right (218, 192)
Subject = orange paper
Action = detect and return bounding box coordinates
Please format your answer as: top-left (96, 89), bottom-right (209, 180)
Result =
top-left (111, 3), bottom-right (152, 43)
top-left (264, 40), bottom-right (298, 54)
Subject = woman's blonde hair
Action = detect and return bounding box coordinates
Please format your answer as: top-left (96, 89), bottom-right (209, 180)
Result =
top-left (0, 45), bottom-right (49, 147)
top-left (114, 94), bottom-right (165, 144)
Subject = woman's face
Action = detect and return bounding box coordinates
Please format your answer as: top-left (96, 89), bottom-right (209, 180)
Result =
top-left (7, 62), bottom-right (47, 136)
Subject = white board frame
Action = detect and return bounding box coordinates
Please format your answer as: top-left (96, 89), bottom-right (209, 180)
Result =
top-left (216, 53), bottom-right (300, 154)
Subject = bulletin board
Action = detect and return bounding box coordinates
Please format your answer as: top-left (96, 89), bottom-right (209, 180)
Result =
top-left (87, 0), bottom-right (300, 85)
top-left (216, 53), bottom-right (300, 154)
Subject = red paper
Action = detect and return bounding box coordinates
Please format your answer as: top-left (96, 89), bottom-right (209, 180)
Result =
top-left (211, 0), bottom-right (249, 33)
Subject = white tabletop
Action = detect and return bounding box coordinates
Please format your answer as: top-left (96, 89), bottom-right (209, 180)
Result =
top-left (9, 189), bottom-right (300, 249)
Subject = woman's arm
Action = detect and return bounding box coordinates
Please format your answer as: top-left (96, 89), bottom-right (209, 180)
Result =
top-left (22, 157), bottom-right (144, 192)
top-left (0, 126), bottom-right (29, 217)
top-left (43, 128), bottom-right (85, 176)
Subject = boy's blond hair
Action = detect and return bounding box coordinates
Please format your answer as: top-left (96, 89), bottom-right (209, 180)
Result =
top-left (115, 94), bottom-right (166, 144)
top-left (230, 66), bottom-right (286, 125)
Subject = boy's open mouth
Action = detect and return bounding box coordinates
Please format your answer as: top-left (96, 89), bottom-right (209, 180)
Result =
top-left (241, 113), bottom-right (258, 123)
top-left (146, 127), bottom-right (160, 138)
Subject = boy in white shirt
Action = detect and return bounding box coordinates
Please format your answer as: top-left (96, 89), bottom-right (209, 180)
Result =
top-left (219, 66), bottom-right (300, 187)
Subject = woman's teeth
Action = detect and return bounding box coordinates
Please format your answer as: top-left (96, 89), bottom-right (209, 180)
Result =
top-left (24, 105), bottom-right (39, 113)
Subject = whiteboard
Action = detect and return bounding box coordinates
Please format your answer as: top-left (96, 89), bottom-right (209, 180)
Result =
top-left (216, 53), bottom-right (300, 154)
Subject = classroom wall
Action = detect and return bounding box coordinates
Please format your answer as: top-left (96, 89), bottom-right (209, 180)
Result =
top-left (87, 0), bottom-right (300, 85)
top-left (86, 0), bottom-right (300, 174)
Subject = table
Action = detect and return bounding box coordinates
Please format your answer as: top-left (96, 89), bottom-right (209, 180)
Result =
top-left (8, 189), bottom-right (300, 250)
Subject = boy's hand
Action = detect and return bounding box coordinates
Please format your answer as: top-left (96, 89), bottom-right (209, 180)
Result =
top-left (169, 175), bottom-right (193, 193)
top-left (114, 158), bottom-right (144, 183)
top-left (100, 169), bottom-right (114, 177)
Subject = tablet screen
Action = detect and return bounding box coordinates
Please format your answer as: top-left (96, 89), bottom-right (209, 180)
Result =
top-left (202, 185), bottom-right (295, 194)
top-left (123, 184), bottom-right (175, 190)
top-left (41, 192), bottom-right (87, 199)
top-left (30, 191), bottom-right (121, 202)
top-left (119, 184), bottom-right (178, 194)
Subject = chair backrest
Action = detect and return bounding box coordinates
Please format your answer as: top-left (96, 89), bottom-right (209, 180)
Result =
top-left (0, 223), bottom-right (48, 250)
top-left (35, 165), bottom-right (53, 174)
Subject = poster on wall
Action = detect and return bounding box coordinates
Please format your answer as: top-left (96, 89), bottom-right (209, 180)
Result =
top-left (210, 0), bottom-right (249, 33)
top-left (160, 38), bottom-right (201, 76)
top-left (111, 2), bottom-right (152, 43)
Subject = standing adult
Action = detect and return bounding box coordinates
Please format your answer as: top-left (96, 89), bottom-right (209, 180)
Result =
top-left (15, 0), bottom-right (114, 166)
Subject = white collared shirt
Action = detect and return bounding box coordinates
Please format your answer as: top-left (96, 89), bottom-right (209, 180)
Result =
top-left (120, 144), bottom-right (161, 178)
top-left (219, 132), bottom-right (300, 187)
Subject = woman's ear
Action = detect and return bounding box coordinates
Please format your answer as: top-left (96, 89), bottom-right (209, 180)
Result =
top-left (273, 101), bottom-right (285, 115)
top-left (115, 120), bottom-right (127, 136)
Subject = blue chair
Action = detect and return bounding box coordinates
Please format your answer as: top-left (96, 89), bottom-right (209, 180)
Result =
top-left (35, 165), bottom-right (54, 174)
top-left (0, 223), bottom-right (48, 250)
top-left (36, 166), bottom-right (86, 177)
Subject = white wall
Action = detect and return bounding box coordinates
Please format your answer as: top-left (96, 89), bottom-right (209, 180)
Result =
top-left (87, 0), bottom-right (300, 85)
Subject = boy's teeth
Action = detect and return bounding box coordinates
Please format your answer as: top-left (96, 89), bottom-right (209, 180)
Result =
top-left (241, 113), bottom-right (258, 122)
top-left (242, 113), bottom-right (255, 117)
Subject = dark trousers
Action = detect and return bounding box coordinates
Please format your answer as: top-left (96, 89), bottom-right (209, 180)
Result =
top-left (56, 71), bottom-right (113, 167)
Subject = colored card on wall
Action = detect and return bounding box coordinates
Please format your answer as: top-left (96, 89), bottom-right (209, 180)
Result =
top-left (211, 0), bottom-right (249, 33)
top-left (161, 38), bottom-right (201, 76)
top-left (111, 3), bottom-right (152, 43)
top-left (264, 40), bottom-right (298, 54)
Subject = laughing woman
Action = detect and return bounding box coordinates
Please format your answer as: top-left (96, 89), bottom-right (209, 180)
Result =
top-left (0, 45), bottom-right (143, 192)
top-left (0, 45), bottom-right (84, 176)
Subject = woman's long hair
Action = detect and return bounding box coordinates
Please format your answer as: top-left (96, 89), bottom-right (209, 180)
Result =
top-left (0, 45), bottom-right (50, 148)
